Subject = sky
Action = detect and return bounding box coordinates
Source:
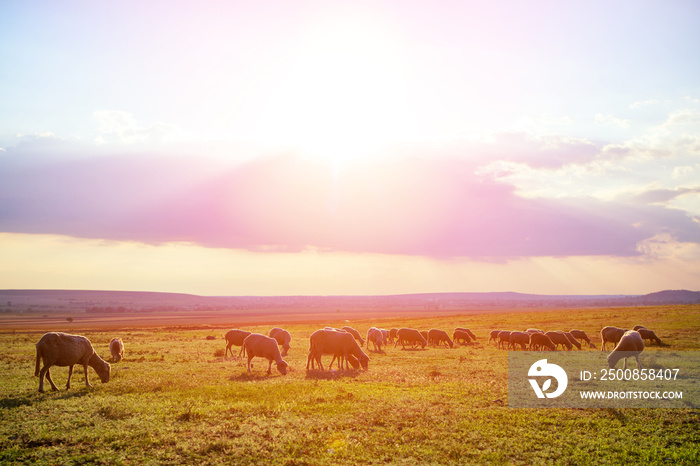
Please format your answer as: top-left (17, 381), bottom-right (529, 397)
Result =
top-left (1, 0), bottom-right (699, 296)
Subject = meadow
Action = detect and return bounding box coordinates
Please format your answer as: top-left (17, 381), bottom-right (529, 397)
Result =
top-left (1, 304), bottom-right (699, 465)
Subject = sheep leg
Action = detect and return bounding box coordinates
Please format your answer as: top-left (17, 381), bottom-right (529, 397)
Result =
top-left (82, 363), bottom-right (92, 388)
top-left (634, 355), bottom-right (642, 369)
top-left (38, 365), bottom-right (53, 392)
top-left (266, 359), bottom-right (273, 375)
top-left (42, 366), bottom-right (59, 392)
top-left (66, 365), bottom-right (74, 389)
top-left (247, 354), bottom-right (254, 373)
top-left (225, 342), bottom-right (231, 358)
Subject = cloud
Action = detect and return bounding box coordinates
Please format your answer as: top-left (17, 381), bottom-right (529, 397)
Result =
top-left (93, 110), bottom-right (177, 144)
top-left (2, 138), bottom-right (698, 260)
top-left (595, 113), bottom-right (631, 129)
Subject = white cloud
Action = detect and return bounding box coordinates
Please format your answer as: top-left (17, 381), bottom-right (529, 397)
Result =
top-left (93, 110), bottom-right (177, 145)
top-left (595, 113), bottom-right (631, 128)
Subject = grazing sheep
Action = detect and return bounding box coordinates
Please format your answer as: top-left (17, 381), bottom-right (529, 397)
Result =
top-left (420, 330), bottom-right (429, 342)
top-left (545, 331), bottom-right (573, 351)
top-left (563, 332), bottom-right (582, 350)
top-left (600, 326), bottom-right (626, 352)
top-left (529, 333), bottom-right (556, 351)
top-left (367, 327), bottom-right (384, 352)
top-left (109, 337), bottom-right (124, 362)
top-left (341, 326), bottom-right (365, 347)
top-left (455, 328), bottom-right (477, 341)
top-left (497, 331), bottom-right (511, 350)
top-left (269, 327), bottom-right (292, 356)
top-left (389, 328), bottom-right (399, 344)
top-left (380, 329), bottom-right (389, 344)
top-left (508, 331), bottom-right (530, 350)
top-left (35, 332), bottom-right (111, 393)
top-left (489, 330), bottom-right (501, 345)
top-left (607, 330), bottom-right (644, 369)
top-left (569, 329), bottom-right (596, 348)
top-left (428, 329), bottom-right (454, 348)
top-left (307, 329), bottom-right (369, 371)
top-left (637, 328), bottom-right (662, 345)
top-left (526, 328), bottom-right (544, 334)
top-left (225, 329), bottom-right (252, 358)
top-left (632, 325), bottom-right (647, 331)
top-left (394, 328), bottom-right (427, 349)
top-left (242, 333), bottom-right (288, 375)
top-left (453, 330), bottom-right (472, 345)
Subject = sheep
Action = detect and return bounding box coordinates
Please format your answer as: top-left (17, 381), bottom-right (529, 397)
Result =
top-left (307, 328), bottom-right (369, 371)
top-left (394, 328), bottom-right (427, 349)
top-left (508, 331), bottom-right (530, 350)
top-left (420, 330), bottom-right (429, 342)
top-left (367, 327), bottom-right (384, 352)
top-left (269, 327), bottom-right (292, 356)
top-left (489, 330), bottom-right (501, 345)
top-left (452, 329), bottom-right (472, 345)
top-left (380, 329), bottom-right (390, 344)
top-left (529, 333), bottom-right (556, 351)
top-left (607, 330), bottom-right (644, 369)
top-left (389, 328), bottom-right (399, 344)
top-left (526, 328), bottom-right (544, 334)
top-left (632, 325), bottom-right (647, 331)
top-left (455, 327), bottom-right (477, 341)
top-left (109, 337), bottom-right (124, 362)
top-left (242, 333), bottom-right (288, 375)
top-left (225, 329), bottom-right (252, 358)
top-left (563, 332), bottom-right (582, 350)
top-left (428, 329), bottom-right (454, 348)
top-left (34, 332), bottom-right (111, 393)
top-left (600, 326), bottom-right (626, 351)
top-left (497, 331), bottom-right (511, 350)
top-left (545, 331), bottom-right (573, 350)
top-left (569, 329), bottom-right (596, 348)
top-left (340, 326), bottom-right (365, 347)
top-left (637, 328), bottom-right (662, 345)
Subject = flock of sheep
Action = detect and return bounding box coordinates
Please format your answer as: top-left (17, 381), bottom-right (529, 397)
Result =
top-left (33, 322), bottom-right (664, 392)
top-left (490, 324), bottom-right (663, 370)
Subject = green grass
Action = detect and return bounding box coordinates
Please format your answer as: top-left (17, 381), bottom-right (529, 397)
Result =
top-left (1, 305), bottom-right (699, 464)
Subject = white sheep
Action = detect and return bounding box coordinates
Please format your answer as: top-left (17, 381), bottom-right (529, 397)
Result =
top-left (366, 327), bottom-right (384, 352)
top-left (225, 329), bottom-right (252, 358)
top-left (545, 331), bottom-right (573, 351)
top-left (307, 328), bottom-right (369, 371)
top-left (607, 330), bottom-right (644, 369)
top-left (600, 326), bottom-right (626, 351)
top-left (242, 333), bottom-right (288, 375)
top-left (109, 337), bottom-right (124, 362)
top-left (35, 332), bottom-right (111, 393)
top-left (269, 327), bottom-right (292, 356)
top-left (529, 333), bottom-right (555, 351)
top-left (637, 328), bottom-right (662, 345)
top-left (526, 328), bottom-right (545, 334)
top-left (508, 331), bottom-right (530, 350)
top-left (569, 329), bottom-right (596, 348)
top-left (452, 329), bottom-right (472, 345)
top-left (341, 326), bottom-right (365, 347)
top-left (563, 332), bottom-right (582, 350)
top-left (455, 327), bottom-right (477, 341)
top-left (394, 328), bottom-right (427, 349)
top-left (497, 331), bottom-right (511, 350)
top-left (428, 329), bottom-right (454, 348)
top-left (489, 330), bottom-right (501, 345)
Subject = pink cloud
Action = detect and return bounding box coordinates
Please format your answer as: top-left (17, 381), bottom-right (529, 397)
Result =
top-left (1, 140), bottom-right (698, 259)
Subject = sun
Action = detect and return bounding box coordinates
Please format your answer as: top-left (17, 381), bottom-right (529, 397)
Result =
top-left (255, 10), bottom-right (414, 164)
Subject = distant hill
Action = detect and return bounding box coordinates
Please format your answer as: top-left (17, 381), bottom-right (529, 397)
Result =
top-left (1, 289), bottom-right (698, 314)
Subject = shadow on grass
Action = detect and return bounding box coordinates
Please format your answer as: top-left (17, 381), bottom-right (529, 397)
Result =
top-left (229, 372), bottom-right (284, 382)
top-left (305, 369), bottom-right (362, 380)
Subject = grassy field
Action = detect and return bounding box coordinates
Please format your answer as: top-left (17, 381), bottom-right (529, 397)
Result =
top-left (1, 305), bottom-right (699, 464)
